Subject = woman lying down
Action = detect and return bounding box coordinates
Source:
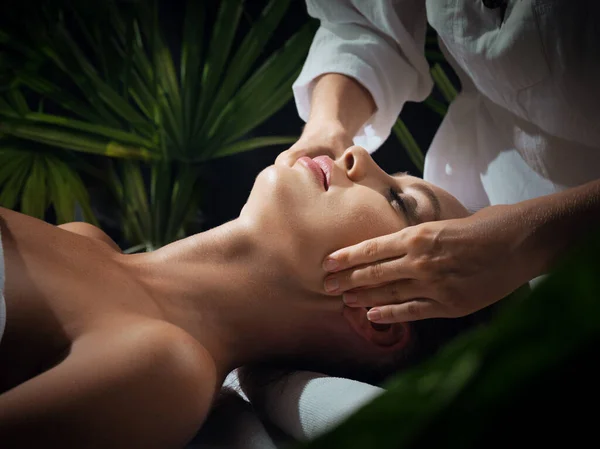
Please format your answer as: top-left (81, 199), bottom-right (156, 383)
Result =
top-left (0, 146), bottom-right (478, 448)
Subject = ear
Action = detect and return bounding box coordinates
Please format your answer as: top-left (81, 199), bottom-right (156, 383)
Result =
top-left (342, 306), bottom-right (410, 351)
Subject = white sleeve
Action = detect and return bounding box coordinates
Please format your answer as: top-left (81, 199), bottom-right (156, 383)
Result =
top-left (293, 0), bottom-right (433, 153)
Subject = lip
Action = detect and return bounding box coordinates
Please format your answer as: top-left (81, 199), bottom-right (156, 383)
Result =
top-left (312, 156), bottom-right (333, 190)
top-left (298, 156), bottom-right (327, 190)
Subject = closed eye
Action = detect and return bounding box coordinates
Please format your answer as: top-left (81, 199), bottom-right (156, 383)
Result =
top-left (388, 187), bottom-right (418, 224)
top-left (389, 187), bottom-right (409, 218)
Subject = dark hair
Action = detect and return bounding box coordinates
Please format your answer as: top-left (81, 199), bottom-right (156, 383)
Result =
top-left (238, 306), bottom-right (496, 396)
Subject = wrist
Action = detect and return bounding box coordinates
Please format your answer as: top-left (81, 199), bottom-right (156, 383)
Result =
top-left (472, 204), bottom-right (544, 283)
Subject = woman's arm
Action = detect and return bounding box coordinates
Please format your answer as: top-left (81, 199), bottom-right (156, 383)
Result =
top-left (276, 0), bottom-right (432, 166)
top-left (506, 178), bottom-right (600, 276)
top-left (276, 73), bottom-right (374, 166)
top-left (0, 322), bottom-right (216, 448)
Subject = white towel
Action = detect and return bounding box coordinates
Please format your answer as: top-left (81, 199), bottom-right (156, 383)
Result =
top-left (237, 370), bottom-right (384, 441)
top-left (188, 371), bottom-right (383, 448)
top-left (188, 372), bottom-right (291, 449)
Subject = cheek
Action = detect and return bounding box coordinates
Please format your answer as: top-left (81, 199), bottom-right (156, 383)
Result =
top-left (326, 197), bottom-right (401, 248)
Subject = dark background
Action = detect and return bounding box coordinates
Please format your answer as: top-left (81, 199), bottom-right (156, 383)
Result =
top-left (178, 0), bottom-right (446, 230)
top-left (1, 0), bottom-right (448, 234)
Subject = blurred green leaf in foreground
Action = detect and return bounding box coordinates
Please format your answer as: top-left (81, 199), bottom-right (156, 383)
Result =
top-left (296, 228), bottom-right (600, 448)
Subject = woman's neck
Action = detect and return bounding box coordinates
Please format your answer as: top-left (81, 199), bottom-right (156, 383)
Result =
top-left (125, 218), bottom-right (343, 380)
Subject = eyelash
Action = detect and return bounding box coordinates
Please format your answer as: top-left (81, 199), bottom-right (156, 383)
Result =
top-left (389, 187), bottom-right (408, 214)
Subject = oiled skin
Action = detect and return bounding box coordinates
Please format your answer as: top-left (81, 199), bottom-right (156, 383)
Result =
top-left (0, 207), bottom-right (217, 449)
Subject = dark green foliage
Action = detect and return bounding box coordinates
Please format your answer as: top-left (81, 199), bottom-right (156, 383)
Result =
top-left (0, 0), bottom-right (316, 249)
top-left (295, 229), bottom-right (600, 448)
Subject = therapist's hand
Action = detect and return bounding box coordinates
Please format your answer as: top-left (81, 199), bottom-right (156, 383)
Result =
top-left (322, 205), bottom-right (539, 323)
top-left (275, 121), bottom-right (353, 167)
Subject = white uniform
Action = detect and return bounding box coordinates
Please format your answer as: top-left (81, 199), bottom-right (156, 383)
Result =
top-left (293, 0), bottom-right (600, 211)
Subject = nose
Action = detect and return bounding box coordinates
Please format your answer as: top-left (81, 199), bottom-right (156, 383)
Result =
top-left (340, 146), bottom-right (372, 182)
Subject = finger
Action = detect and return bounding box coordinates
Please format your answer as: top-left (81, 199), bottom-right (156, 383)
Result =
top-left (276, 145), bottom-right (340, 167)
top-left (323, 231), bottom-right (408, 273)
top-left (341, 280), bottom-right (428, 308)
top-left (367, 299), bottom-right (441, 323)
top-left (275, 148), bottom-right (307, 167)
top-left (323, 257), bottom-right (413, 294)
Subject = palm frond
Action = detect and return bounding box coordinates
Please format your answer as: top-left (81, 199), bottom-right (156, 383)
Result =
top-left (0, 145), bottom-right (97, 224)
top-left (194, 0), bottom-right (244, 134)
top-left (200, 0), bottom-right (292, 141)
top-left (431, 63), bottom-right (458, 103)
top-left (0, 121), bottom-right (156, 159)
top-left (393, 118), bottom-right (425, 174)
top-left (0, 0), bottom-right (315, 247)
top-left (212, 136), bottom-right (298, 159)
top-left (204, 20), bottom-right (318, 153)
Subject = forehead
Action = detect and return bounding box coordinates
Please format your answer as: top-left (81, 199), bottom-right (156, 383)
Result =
top-left (391, 173), bottom-right (469, 221)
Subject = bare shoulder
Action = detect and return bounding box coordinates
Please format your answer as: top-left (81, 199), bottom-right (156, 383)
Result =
top-left (128, 320), bottom-right (218, 386)
top-left (0, 319), bottom-right (218, 448)
top-left (58, 221), bottom-right (121, 252)
top-left (88, 320), bottom-right (221, 440)
top-left (99, 319), bottom-right (220, 415)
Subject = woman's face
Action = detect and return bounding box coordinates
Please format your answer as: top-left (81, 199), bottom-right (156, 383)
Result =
top-left (241, 146), bottom-right (468, 288)
top-left (240, 147), bottom-right (471, 376)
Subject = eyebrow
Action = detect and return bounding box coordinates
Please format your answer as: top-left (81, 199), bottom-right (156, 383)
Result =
top-left (392, 172), bottom-right (442, 223)
top-left (410, 183), bottom-right (442, 222)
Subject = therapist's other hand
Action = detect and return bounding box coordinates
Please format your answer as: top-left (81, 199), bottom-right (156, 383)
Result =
top-left (275, 121), bottom-right (353, 167)
top-left (322, 206), bottom-right (537, 323)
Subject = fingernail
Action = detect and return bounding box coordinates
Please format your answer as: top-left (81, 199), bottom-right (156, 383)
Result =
top-left (324, 278), bottom-right (339, 292)
top-left (343, 293), bottom-right (357, 304)
top-left (367, 308), bottom-right (382, 322)
top-left (323, 258), bottom-right (339, 272)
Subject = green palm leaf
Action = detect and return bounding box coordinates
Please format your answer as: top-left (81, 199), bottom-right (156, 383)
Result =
top-left (20, 156), bottom-right (47, 218)
top-left (0, 96), bottom-right (19, 118)
top-left (201, 0), bottom-right (291, 138)
top-left (180, 0), bottom-right (205, 147)
top-left (0, 151), bottom-right (31, 210)
top-left (55, 24), bottom-right (152, 135)
top-left (16, 72), bottom-right (105, 123)
top-left (0, 121), bottom-right (155, 159)
top-left (393, 118), bottom-right (425, 174)
top-left (422, 97), bottom-right (448, 116)
top-left (123, 160), bottom-right (152, 246)
top-left (164, 164), bottom-right (197, 245)
top-left (212, 136), bottom-right (298, 159)
top-left (194, 0), bottom-right (244, 132)
top-left (23, 113), bottom-right (156, 148)
top-left (7, 87), bottom-right (29, 116)
top-left (0, 146), bottom-right (97, 224)
top-left (431, 63), bottom-right (458, 103)
top-left (205, 20), bottom-right (318, 150)
top-left (297, 232), bottom-right (600, 449)
top-left (1, 0), bottom-right (316, 247)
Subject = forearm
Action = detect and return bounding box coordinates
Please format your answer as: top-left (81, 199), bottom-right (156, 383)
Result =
top-left (507, 179), bottom-right (600, 278)
top-left (301, 73), bottom-right (376, 151)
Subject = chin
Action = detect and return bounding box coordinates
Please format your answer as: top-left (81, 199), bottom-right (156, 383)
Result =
top-left (241, 167), bottom-right (283, 216)
top-left (241, 168), bottom-right (308, 236)
top-left (256, 164), bottom-right (281, 184)
top-left (252, 166), bottom-right (298, 202)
